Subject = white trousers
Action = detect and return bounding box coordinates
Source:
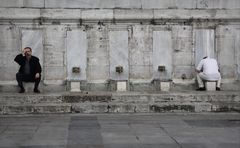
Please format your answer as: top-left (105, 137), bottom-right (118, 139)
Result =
top-left (196, 72), bottom-right (221, 88)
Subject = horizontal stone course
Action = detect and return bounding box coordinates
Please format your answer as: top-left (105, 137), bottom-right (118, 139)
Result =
top-left (0, 91), bottom-right (239, 114)
top-left (0, 0), bottom-right (239, 9)
top-left (0, 8), bottom-right (239, 21)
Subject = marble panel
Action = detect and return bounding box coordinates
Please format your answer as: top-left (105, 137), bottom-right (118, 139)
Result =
top-left (153, 31), bottom-right (173, 80)
top-left (21, 29), bottom-right (43, 66)
top-left (194, 29), bottom-right (215, 66)
top-left (67, 30), bottom-right (87, 80)
top-left (109, 31), bottom-right (129, 80)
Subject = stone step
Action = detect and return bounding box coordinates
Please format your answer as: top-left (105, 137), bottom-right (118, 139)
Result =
top-left (0, 91), bottom-right (239, 114)
top-left (1, 103), bottom-right (72, 114)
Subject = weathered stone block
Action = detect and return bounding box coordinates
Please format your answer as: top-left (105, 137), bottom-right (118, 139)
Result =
top-left (45, 0), bottom-right (100, 8)
top-left (87, 65), bottom-right (109, 81)
top-left (82, 10), bottom-right (113, 21)
top-left (142, 0), bottom-right (175, 9)
top-left (0, 8), bottom-right (40, 19)
top-left (205, 82), bottom-right (216, 91)
top-left (23, 0), bottom-right (44, 8)
top-left (194, 103), bottom-right (212, 112)
top-left (219, 65), bottom-right (236, 78)
top-left (70, 81), bottom-right (81, 92)
top-left (0, 0), bottom-right (23, 7)
top-left (217, 38), bottom-right (235, 65)
top-left (175, 0), bottom-right (197, 9)
top-left (173, 66), bottom-right (195, 79)
top-left (154, 9), bottom-right (240, 20)
top-left (41, 9), bottom-right (81, 19)
top-left (44, 66), bottom-right (66, 80)
top-left (114, 0), bottom-right (141, 8)
top-left (174, 52), bottom-right (192, 66)
top-left (129, 66), bottom-right (153, 80)
top-left (160, 82), bottom-right (171, 91)
top-left (114, 9), bottom-right (153, 20)
top-left (0, 67), bottom-right (18, 81)
top-left (117, 81), bottom-right (127, 91)
top-left (196, 0), bottom-right (240, 9)
top-left (45, 52), bottom-right (64, 67)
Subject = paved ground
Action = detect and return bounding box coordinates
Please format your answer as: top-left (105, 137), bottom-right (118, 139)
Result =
top-left (0, 113), bottom-right (239, 148)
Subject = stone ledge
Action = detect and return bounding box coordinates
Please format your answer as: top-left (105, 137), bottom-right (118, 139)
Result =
top-left (0, 0), bottom-right (239, 9)
top-left (0, 8), bottom-right (239, 21)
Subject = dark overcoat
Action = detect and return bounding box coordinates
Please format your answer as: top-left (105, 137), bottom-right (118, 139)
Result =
top-left (14, 54), bottom-right (42, 78)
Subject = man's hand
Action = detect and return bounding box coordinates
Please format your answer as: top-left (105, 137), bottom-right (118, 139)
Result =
top-left (22, 49), bottom-right (26, 56)
top-left (195, 69), bottom-right (201, 73)
top-left (35, 73), bottom-right (40, 79)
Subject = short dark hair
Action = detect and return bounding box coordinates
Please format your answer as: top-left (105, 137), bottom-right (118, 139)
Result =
top-left (24, 47), bottom-right (32, 52)
top-left (203, 56), bottom-right (208, 59)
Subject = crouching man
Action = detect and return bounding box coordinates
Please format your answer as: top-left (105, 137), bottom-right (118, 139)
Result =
top-left (196, 56), bottom-right (221, 91)
top-left (14, 47), bottom-right (42, 93)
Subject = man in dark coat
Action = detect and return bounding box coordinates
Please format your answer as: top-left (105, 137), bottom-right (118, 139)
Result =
top-left (14, 47), bottom-right (42, 93)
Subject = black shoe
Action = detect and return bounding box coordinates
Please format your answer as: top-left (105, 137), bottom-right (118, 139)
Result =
top-left (19, 88), bottom-right (25, 93)
top-left (196, 87), bottom-right (205, 91)
top-left (33, 88), bottom-right (40, 93)
top-left (216, 87), bottom-right (221, 91)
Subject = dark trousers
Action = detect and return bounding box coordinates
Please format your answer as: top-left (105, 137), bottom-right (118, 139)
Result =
top-left (16, 73), bottom-right (41, 89)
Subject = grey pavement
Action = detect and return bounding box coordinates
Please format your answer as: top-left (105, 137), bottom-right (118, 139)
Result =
top-left (0, 113), bottom-right (239, 148)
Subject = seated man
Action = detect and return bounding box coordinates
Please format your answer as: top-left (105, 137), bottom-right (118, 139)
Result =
top-left (196, 56), bottom-right (221, 91)
top-left (14, 47), bottom-right (42, 93)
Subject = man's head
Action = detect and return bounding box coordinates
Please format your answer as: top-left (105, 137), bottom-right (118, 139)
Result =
top-left (23, 47), bottom-right (32, 58)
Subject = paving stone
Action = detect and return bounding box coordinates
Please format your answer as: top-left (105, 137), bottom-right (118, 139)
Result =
top-left (184, 119), bottom-right (240, 127)
top-left (0, 114), bottom-right (239, 148)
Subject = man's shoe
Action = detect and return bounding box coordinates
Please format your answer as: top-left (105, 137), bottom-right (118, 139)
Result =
top-left (33, 89), bottom-right (40, 93)
top-left (19, 88), bottom-right (25, 93)
top-left (216, 87), bottom-right (221, 91)
top-left (196, 87), bottom-right (205, 91)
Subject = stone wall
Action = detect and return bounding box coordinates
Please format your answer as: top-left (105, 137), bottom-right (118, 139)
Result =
top-left (0, 0), bottom-right (239, 91)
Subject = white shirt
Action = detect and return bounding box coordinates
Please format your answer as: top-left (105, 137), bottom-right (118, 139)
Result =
top-left (196, 57), bottom-right (221, 80)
